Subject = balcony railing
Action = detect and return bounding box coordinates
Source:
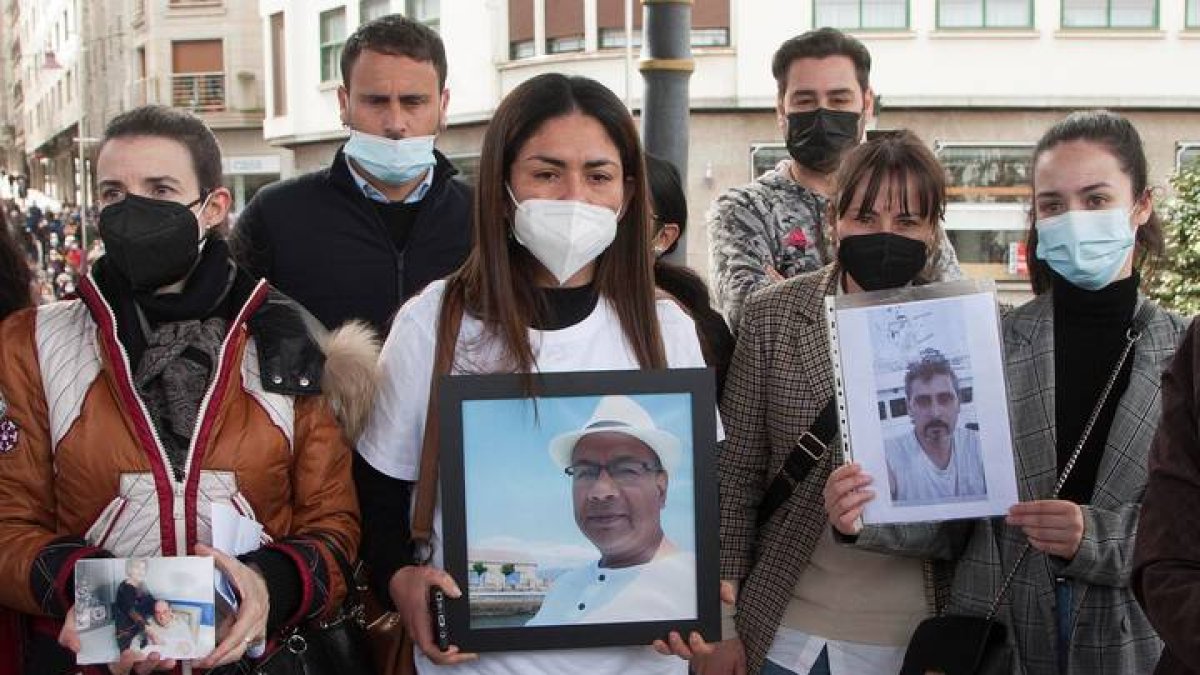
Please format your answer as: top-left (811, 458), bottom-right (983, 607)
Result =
top-left (171, 72), bottom-right (225, 112)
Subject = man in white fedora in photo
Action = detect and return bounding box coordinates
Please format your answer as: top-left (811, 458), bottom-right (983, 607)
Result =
top-left (525, 395), bottom-right (697, 626)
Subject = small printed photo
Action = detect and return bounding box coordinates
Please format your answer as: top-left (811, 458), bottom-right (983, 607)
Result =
top-left (74, 556), bottom-right (216, 665)
top-left (868, 302), bottom-right (988, 507)
top-left (438, 368), bottom-right (721, 652)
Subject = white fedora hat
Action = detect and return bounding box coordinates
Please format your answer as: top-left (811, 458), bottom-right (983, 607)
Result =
top-left (549, 395), bottom-right (681, 472)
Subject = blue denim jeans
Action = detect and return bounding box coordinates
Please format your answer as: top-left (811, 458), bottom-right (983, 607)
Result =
top-left (761, 646), bottom-right (832, 675)
top-left (1056, 578), bottom-right (1074, 675)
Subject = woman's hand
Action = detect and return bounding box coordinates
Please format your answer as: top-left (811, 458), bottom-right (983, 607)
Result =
top-left (824, 462), bottom-right (876, 535)
top-left (1007, 500), bottom-right (1085, 560)
top-left (388, 566), bottom-right (477, 665)
top-left (193, 544), bottom-right (269, 669)
top-left (652, 582), bottom-right (743, 674)
top-left (58, 606), bottom-right (177, 674)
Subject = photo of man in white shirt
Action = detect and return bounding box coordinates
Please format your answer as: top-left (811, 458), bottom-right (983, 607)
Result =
top-left (885, 350), bottom-right (987, 505)
top-left (144, 600), bottom-right (197, 657)
top-left (525, 395), bottom-right (696, 626)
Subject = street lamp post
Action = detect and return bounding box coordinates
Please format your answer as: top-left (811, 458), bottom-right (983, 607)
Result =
top-left (639, 0), bottom-right (693, 263)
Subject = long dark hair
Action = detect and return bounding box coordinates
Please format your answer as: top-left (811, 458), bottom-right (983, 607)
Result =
top-left (0, 207), bottom-right (34, 320)
top-left (439, 74), bottom-right (666, 378)
top-left (1025, 110), bottom-right (1164, 295)
top-left (646, 154), bottom-right (686, 256)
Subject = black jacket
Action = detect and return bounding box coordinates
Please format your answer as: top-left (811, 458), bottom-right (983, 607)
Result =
top-left (231, 148), bottom-right (472, 336)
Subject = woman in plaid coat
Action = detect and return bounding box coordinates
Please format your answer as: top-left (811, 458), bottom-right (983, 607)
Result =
top-left (829, 110), bottom-right (1187, 675)
top-left (663, 132), bottom-right (958, 675)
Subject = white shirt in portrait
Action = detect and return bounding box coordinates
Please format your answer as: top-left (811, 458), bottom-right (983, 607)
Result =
top-left (526, 551), bottom-right (696, 626)
top-left (885, 427), bottom-right (987, 505)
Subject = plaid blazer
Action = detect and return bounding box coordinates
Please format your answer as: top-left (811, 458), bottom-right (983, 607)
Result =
top-left (857, 292), bottom-right (1186, 675)
top-left (719, 265), bottom-right (948, 674)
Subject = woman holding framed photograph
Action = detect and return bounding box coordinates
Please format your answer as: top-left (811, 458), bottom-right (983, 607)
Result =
top-left (661, 131), bottom-right (956, 675)
top-left (354, 73), bottom-right (709, 674)
top-left (828, 110), bottom-right (1187, 674)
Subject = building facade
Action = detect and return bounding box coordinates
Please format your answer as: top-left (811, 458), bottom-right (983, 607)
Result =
top-left (0, 0), bottom-right (289, 214)
top-left (261, 0), bottom-right (1200, 288)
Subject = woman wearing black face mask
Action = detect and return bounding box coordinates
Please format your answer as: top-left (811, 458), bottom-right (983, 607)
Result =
top-left (663, 131), bottom-right (951, 675)
top-left (0, 106), bottom-right (372, 674)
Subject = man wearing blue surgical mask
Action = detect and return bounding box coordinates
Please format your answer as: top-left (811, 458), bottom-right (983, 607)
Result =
top-left (707, 28), bottom-right (962, 332)
top-left (232, 14), bottom-right (471, 337)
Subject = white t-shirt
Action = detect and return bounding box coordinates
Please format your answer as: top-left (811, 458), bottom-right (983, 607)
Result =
top-left (526, 551), bottom-right (696, 627)
top-left (357, 280), bottom-right (706, 675)
top-left (884, 427), bottom-right (987, 504)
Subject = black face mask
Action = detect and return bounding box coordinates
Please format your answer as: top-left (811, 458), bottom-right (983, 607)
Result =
top-left (785, 109), bottom-right (862, 174)
top-left (99, 193), bottom-right (206, 291)
top-left (837, 232), bottom-right (928, 291)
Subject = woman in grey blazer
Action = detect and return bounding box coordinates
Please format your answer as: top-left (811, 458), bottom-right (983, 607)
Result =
top-left (828, 110), bottom-right (1187, 675)
top-left (660, 132), bottom-right (960, 675)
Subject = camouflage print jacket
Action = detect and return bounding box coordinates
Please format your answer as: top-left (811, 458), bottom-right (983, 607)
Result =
top-left (707, 159), bottom-right (963, 332)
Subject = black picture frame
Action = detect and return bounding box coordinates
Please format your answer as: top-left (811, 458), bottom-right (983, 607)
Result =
top-left (438, 367), bottom-right (720, 653)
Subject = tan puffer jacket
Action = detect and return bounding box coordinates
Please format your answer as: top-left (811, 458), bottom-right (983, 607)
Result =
top-left (0, 273), bottom-right (372, 634)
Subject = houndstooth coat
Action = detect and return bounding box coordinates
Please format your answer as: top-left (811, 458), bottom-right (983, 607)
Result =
top-left (855, 291), bottom-right (1187, 675)
top-left (719, 265), bottom-right (950, 675)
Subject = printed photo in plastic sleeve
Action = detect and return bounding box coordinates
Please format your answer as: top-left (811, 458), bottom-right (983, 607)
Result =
top-left (73, 556), bottom-right (216, 665)
top-left (826, 279), bottom-right (1020, 524)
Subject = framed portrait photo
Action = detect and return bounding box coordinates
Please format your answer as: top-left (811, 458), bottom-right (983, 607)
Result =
top-left (437, 368), bottom-right (720, 652)
top-left (826, 280), bottom-right (1020, 525)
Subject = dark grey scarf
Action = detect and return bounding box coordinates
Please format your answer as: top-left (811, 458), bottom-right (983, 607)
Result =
top-left (133, 316), bottom-right (227, 480)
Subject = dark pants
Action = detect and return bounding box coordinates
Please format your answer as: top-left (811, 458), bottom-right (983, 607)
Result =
top-left (1056, 578), bottom-right (1074, 675)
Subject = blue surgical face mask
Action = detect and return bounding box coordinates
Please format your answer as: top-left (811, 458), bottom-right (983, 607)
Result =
top-left (1035, 207), bottom-right (1135, 291)
top-left (343, 130), bottom-right (436, 185)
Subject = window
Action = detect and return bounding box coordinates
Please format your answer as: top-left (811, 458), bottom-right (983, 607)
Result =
top-left (938, 0), bottom-right (1031, 27)
top-left (406, 0), bottom-right (439, 31)
top-left (361, 0), bottom-right (391, 22)
top-left (1061, 0), bottom-right (1156, 28)
top-left (171, 40), bottom-right (225, 112)
top-left (510, 40), bottom-right (535, 59)
top-left (749, 143), bottom-right (789, 180)
top-left (814, 0), bottom-right (908, 30)
top-left (939, 144), bottom-right (1032, 204)
top-left (1189, 0), bottom-right (1199, 27)
top-left (599, 27), bottom-right (642, 49)
top-left (269, 12), bottom-right (287, 116)
top-left (546, 0), bottom-right (584, 54)
top-left (1179, 143), bottom-right (1200, 171)
top-left (691, 28), bottom-right (731, 46)
top-left (598, 0), bottom-right (643, 50)
top-left (598, 1), bottom-right (730, 48)
top-left (510, 0), bottom-right (534, 59)
top-left (547, 35), bottom-right (585, 53)
top-left (937, 143), bottom-right (1034, 281)
top-left (320, 7), bottom-right (347, 83)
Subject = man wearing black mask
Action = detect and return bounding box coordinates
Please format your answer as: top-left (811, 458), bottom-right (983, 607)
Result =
top-left (707, 28), bottom-right (961, 331)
